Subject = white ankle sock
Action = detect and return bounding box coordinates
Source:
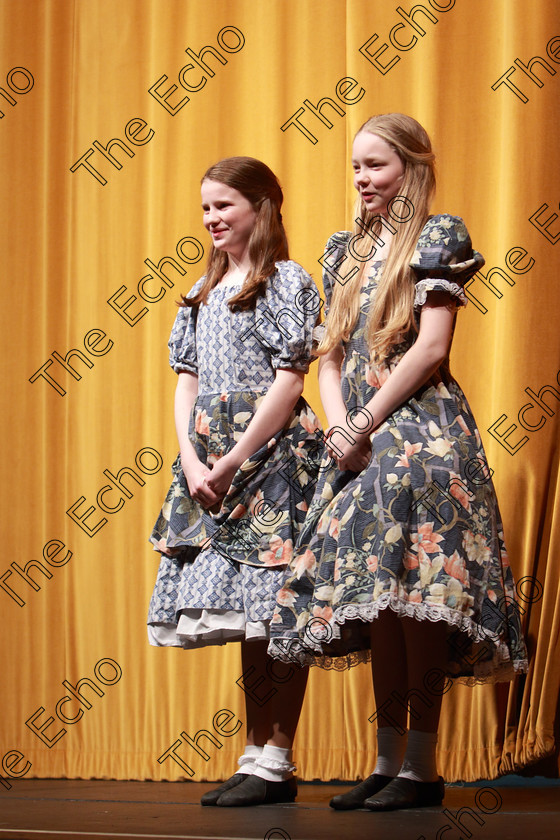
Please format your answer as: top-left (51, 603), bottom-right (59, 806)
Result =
top-left (373, 726), bottom-right (407, 777)
top-left (236, 744), bottom-right (263, 775)
top-left (398, 730), bottom-right (438, 782)
top-left (254, 744), bottom-right (296, 782)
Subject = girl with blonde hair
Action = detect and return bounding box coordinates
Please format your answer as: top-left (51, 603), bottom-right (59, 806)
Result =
top-left (269, 114), bottom-right (528, 811)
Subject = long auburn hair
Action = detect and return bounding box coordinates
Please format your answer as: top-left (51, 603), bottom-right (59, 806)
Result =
top-left (318, 113), bottom-right (436, 363)
top-left (181, 156), bottom-right (289, 311)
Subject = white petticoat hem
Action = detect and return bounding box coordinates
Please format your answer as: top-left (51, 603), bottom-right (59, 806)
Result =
top-left (148, 608), bottom-right (269, 648)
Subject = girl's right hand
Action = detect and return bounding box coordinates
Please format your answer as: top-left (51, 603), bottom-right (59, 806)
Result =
top-left (182, 458), bottom-right (222, 510)
top-left (326, 426), bottom-right (372, 473)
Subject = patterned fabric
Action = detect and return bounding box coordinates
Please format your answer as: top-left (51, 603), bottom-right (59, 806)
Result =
top-left (268, 215), bottom-right (529, 684)
top-left (148, 547), bottom-right (284, 646)
top-left (148, 261), bottom-right (323, 646)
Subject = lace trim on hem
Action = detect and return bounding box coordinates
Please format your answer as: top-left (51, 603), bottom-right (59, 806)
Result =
top-left (331, 595), bottom-right (503, 645)
top-left (267, 640), bottom-right (528, 685)
top-left (268, 596), bottom-right (528, 684)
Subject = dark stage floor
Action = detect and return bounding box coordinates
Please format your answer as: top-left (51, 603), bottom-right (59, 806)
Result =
top-left (0, 778), bottom-right (558, 840)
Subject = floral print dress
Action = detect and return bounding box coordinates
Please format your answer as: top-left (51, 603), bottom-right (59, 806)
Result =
top-left (268, 216), bottom-right (528, 683)
top-left (147, 261), bottom-right (322, 648)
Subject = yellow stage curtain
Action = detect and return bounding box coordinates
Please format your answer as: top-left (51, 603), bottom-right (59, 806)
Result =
top-left (1, 0), bottom-right (559, 786)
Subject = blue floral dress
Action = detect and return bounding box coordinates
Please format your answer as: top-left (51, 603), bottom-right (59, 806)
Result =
top-left (268, 216), bottom-right (528, 684)
top-left (147, 261), bottom-right (322, 648)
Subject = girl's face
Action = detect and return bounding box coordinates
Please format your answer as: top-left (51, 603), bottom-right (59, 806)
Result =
top-left (352, 131), bottom-right (405, 217)
top-left (201, 179), bottom-right (257, 262)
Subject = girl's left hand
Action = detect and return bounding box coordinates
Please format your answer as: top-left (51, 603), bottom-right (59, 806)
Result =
top-left (205, 453), bottom-right (241, 499)
top-left (326, 426), bottom-right (372, 473)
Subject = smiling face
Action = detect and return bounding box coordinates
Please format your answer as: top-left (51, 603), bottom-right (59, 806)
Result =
top-left (352, 131), bottom-right (405, 217)
top-left (201, 179), bottom-right (258, 262)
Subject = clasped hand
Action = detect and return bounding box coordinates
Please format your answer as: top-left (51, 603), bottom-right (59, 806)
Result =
top-left (325, 423), bottom-right (372, 473)
top-left (183, 454), bottom-right (239, 511)
top-left (205, 453), bottom-right (239, 499)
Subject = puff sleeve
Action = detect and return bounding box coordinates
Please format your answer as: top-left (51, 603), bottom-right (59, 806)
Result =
top-left (167, 277), bottom-right (205, 374)
top-left (410, 215), bottom-right (485, 310)
top-left (255, 261), bottom-right (320, 372)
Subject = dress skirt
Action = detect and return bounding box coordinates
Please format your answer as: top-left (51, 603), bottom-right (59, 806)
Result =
top-left (147, 262), bottom-right (323, 648)
top-left (267, 220), bottom-right (529, 684)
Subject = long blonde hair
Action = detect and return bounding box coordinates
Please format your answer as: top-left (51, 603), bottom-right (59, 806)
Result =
top-left (319, 113), bottom-right (436, 363)
top-left (181, 156), bottom-right (289, 311)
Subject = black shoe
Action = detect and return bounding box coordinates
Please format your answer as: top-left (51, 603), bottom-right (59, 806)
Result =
top-left (329, 774), bottom-right (393, 810)
top-left (200, 773), bottom-right (247, 805)
top-left (216, 773), bottom-right (297, 806)
top-left (364, 776), bottom-right (445, 811)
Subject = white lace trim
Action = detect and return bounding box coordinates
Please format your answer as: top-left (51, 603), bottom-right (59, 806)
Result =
top-left (268, 596), bottom-right (528, 685)
top-left (255, 756), bottom-right (297, 773)
top-left (237, 754), bottom-right (258, 769)
top-left (413, 278), bottom-right (467, 309)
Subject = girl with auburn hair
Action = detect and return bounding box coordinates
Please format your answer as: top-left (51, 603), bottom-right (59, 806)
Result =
top-left (269, 114), bottom-right (528, 811)
top-left (148, 157), bottom-right (322, 807)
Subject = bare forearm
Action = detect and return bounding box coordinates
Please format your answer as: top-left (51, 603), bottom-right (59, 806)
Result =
top-left (363, 341), bottom-right (446, 430)
top-left (228, 370), bottom-right (305, 466)
top-left (360, 299), bottom-right (455, 433)
top-left (324, 293), bottom-right (456, 470)
top-left (174, 372), bottom-right (200, 466)
top-left (318, 347), bottom-right (347, 427)
top-left (326, 341), bottom-right (447, 468)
